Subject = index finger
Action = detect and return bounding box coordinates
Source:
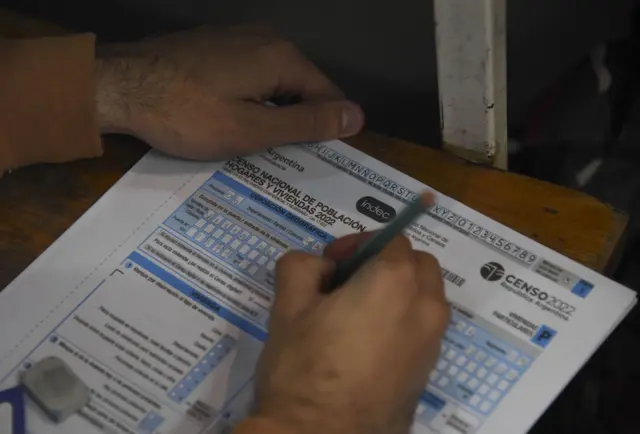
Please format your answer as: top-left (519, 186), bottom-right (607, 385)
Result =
top-left (366, 233), bottom-right (415, 270)
top-left (339, 234), bottom-right (419, 309)
top-left (350, 233), bottom-right (416, 288)
top-left (322, 231), bottom-right (376, 262)
top-left (272, 251), bottom-right (334, 326)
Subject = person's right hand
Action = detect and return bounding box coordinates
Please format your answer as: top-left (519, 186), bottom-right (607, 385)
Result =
top-left (242, 233), bottom-right (450, 434)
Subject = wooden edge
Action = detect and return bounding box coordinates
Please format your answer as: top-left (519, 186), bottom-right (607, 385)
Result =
top-left (442, 143), bottom-right (629, 273)
top-left (346, 131), bottom-right (629, 272)
top-left (602, 210), bottom-right (629, 276)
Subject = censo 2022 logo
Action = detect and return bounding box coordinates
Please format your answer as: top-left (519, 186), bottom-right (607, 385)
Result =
top-left (480, 262), bottom-right (506, 281)
top-left (479, 261), bottom-right (577, 320)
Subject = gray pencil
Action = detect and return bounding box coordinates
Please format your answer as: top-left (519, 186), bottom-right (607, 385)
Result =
top-left (325, 192), bottom-right (432, 292)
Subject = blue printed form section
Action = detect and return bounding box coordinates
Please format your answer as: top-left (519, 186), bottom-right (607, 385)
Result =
top-left (571, 279), bottom-right (594, 298)
top-left (415, 390), bottom-right (447, 426)
top-left (162, 171), bottom-right (334, 289)
top-left (0, 386), bottom-right (25, 434)
top-left (531, 325), bottom-right (557, 348)
top-left (138, 411), bottom-right (165, 433)
top-left (426, 312), bottom-right (536, 418)
top-left (169, 335), bottom-right (237, 404)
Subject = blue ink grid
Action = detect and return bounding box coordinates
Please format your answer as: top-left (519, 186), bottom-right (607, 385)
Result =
top-left (163, 172), bottom-right (334, 290)
top-left (418, 311), bottom-right (536, 423)
top-left (168, 335), bottom-right (237, 404)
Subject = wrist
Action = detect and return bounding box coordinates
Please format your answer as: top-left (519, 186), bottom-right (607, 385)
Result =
top-left (94, 44), bottom-right (152, 135)
top-left (94, 57), bottom-right (128, 134)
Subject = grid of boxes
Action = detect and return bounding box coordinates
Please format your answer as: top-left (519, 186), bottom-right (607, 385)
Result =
top-left (182, 209), bottom-right (284, 286)
top-left (168, 334), bottom-right (237, 404)
top-left (426, 315), bottom-right (532, 417)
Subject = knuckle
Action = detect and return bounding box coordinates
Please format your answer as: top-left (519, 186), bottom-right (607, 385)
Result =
top-left (305, 109), bottom-right (324, 139)
top-left (275, 251), bottom-right (324, 278)
top-left (297, 105), bottom-right (340, 141)
top-left (374, 257), bottom-right (417, 287)
top-left (319, 105), bottom-right (343, 138)
top-left (275, 251), bottom-right (305, 273)
top-left (396, 259), bottom-right (418, 281)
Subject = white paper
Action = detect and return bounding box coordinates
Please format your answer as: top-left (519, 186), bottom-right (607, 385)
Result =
top-left (0, 140), bottom-right (635, 434)
top-left (0, 402), bottom-right (13, 434)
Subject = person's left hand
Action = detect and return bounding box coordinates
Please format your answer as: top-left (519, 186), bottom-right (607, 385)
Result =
top-left (94, 26), bottom-right (365, 160)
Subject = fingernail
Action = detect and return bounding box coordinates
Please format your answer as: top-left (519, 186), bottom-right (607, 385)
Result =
top-left (340, 102), bottom-right (364, 137)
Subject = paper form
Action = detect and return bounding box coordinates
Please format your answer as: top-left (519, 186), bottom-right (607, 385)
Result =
top-left (0, 140), bottom-right (635, 434)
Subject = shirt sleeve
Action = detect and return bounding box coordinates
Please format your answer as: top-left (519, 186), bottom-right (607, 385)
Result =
top-left (0, 33), bottom-right (103, 175)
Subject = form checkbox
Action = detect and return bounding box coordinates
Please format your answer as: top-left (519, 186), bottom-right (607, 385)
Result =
top-left (248, 250), bottom-right (259, 260)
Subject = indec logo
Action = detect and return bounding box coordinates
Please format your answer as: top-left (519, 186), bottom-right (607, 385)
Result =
top-left (355, 196), bottom-right (396, 223)
top-left (480, 262), bottom-right (505, 282)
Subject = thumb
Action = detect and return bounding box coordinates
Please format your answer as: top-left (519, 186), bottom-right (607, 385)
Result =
top-left (243, 101), bottom-right (365, 148)
top-left (271, 251), bottom-right (333, 326)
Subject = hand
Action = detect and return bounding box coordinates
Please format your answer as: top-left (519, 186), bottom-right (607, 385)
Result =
top-left (94, 26), bottom-right (365, 160)
top-left (249, 233), bottom-right (450, 434)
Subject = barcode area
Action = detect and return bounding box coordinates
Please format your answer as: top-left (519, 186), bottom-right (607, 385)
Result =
top-left (442, 268), bottom-right (466, 287)
top-left (445, 415), bottom-right (472, 434)
top-left (187, 400), bottom-right (217, 424)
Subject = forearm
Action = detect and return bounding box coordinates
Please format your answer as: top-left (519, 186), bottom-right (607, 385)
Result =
top-left (0, 33), bottom-right (103, 175)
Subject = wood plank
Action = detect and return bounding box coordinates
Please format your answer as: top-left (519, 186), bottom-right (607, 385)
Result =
top-left (434, 0), bottom-right (508, 168)
top-left (347, 133), bottom-right (627, 271)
